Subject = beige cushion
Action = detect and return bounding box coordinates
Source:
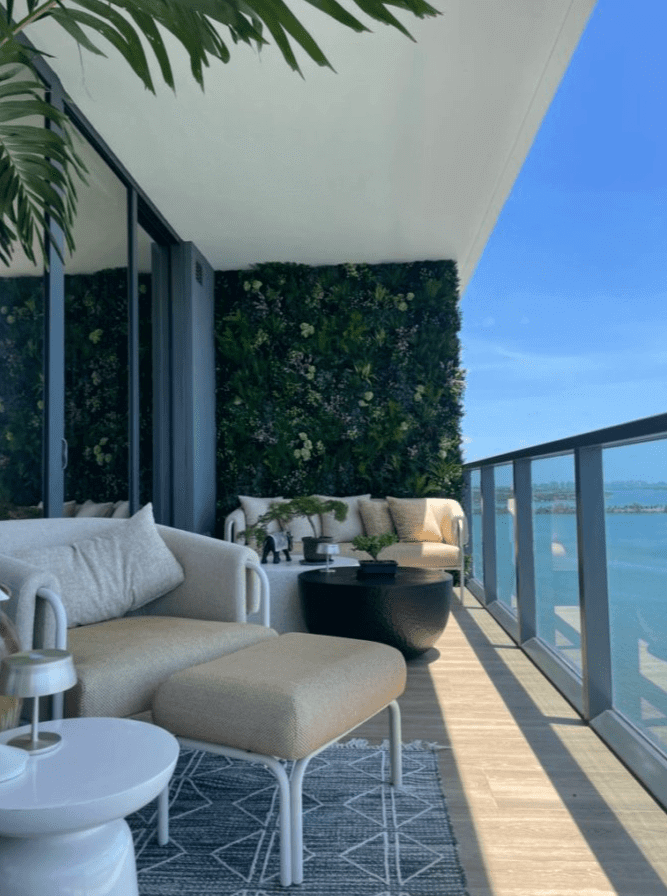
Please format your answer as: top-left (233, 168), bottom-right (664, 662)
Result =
top-left (239, 495), bottom-right (284, 546)
top-left (75, 499), bottom-right (115, 518)
top-left (285, 513), bottom-right (318, 542)
top-left (153, 632), bottom-right (406, 760)
top-left (317, 494), bottom-right (370, 542)
top-left (386, 496), bottom-right (442, 542)
top-left (13, 503), bottom-right (185, 626)
top-left (111, 500), bottom-right (130, 519)
top-left (63, 501), bottom-right (78, 518)
top-left (66, 616), bottom-right (278, 717)
top-left (433, 499), bottom-right (467, 545)
top-left (359, 499), bottom-right (396, 536)
top-left (380, 540), bottom-right (460, 568)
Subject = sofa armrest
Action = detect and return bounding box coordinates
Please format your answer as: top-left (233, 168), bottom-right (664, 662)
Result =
top-left (435, 499), bottom-right (468, 592)
top-left (224, 507), bottom-right (246, 543)
top-left (439, 500), bottom-right (468, 546)
top-left (0, 554), bottom-right (61, 651)
top-left (143, 526), bottom-right (264, 624)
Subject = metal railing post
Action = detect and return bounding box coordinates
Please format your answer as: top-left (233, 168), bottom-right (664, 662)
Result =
top-left (575, 446), bottom-right (613, 720)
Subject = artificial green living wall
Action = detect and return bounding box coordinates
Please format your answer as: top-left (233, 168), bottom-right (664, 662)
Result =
top-left (215, 260), bottom-right (464, 525)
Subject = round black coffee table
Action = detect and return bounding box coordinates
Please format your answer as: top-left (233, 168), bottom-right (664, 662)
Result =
top-left (298, 567), bottom-right (453, 658)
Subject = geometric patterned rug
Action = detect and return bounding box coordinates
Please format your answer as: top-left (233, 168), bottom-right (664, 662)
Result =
top-left (129, 742), bottom-right (469, 895)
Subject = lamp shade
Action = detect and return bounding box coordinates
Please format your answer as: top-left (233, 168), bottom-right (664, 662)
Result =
top-left (0, 650), bottom-right (77, 699)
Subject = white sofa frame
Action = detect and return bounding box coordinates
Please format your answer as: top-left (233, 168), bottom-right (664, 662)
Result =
top-left (0, 518), bottom-right (271, 720)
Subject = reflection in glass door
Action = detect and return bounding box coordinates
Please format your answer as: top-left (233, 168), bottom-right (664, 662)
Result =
top-left (0, 261), bottom-right (44, 519)
top-left (138, 224), bottom-right (154, 509)
top-left (64, 139), bottom-right (129, 518)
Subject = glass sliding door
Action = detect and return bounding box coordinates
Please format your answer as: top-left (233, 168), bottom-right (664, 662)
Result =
top-left (64, 137), bottom-right (130, 518)
top-left (0, 85), bottom-right (48, 520)
top-left (0, 257), bottom-right (45, 519)
top-left (138, 224), bottom-right (154, 509)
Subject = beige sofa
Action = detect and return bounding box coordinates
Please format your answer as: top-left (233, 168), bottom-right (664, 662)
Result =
top-left (0, 506), bottom-right (275, 720)
top-left (224, 494), bottom-right (467, 580)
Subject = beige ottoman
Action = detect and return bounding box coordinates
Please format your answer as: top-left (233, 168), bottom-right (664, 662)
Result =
top-left (152, 632), bottom-right (407, 887)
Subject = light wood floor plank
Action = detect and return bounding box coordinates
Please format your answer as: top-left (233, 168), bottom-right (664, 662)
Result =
top-left (352, 589), bottom-right (667, 896)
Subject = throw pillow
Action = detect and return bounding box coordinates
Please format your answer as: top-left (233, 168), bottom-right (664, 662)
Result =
top-left (425, 498), bottom-right (463, 545)
top-left (238, 496), bottom-right (285, 546)
top-left (75, 499), bottom-right (115, 518)
top-left (359, 499), bottom-right (396, 537)
top-left (286, 514), bottom-right (318, 542)
top-left (386, 496), bottom-right (442, 543)
top-left (111, 500), bottom-right (130, 519)
top-left (317, 494), bottom-right (371, 542)
top-left (12, 503), bottom-right (184, 626)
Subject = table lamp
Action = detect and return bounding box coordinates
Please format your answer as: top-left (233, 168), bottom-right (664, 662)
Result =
top-left (0, 649), bottom-right (77, 754)
top-left (317, 541), bottom-right (340, 571)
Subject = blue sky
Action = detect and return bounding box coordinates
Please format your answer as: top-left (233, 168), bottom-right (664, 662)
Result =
top-left (461, 0), bottom-right (667, 466)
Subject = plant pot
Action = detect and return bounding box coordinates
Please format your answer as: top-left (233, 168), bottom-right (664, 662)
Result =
top-left (356, 560), bottom-right (398, 578)
top-left (302, 536), bottom-right (333, 563)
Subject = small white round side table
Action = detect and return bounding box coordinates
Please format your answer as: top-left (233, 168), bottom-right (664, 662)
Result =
top-left (0, 717), bottom-right (178, 896)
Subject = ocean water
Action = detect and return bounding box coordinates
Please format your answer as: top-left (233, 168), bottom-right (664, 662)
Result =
top-left (471, 484), bottom-right (667, 753)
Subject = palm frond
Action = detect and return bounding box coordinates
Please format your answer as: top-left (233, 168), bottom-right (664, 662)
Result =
top-left (0, 0), bottom-right (439, 267)
top-left (0, 67), bottom-right (86, 267)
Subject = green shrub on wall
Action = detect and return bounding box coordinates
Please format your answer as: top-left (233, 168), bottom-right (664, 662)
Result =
top-left (215, 260), bottom-right (464, 524)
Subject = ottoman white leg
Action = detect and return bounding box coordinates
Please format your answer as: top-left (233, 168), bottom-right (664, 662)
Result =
top-left (0, 819), bottom-right (138, 896)
top-left (290, 757), bottom-right (310, 885)
top-left (175, 737), bottom-right (294, 887)
top-left (388, 700), bottom-right (403, 787)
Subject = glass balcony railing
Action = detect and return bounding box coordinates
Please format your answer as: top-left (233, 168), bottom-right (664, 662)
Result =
top-left (494, 464), bottom-right (517, 614)
top-left (531, 455), bottom-right (581, 674)
top-left (463, 412), bottom-right (667, 809)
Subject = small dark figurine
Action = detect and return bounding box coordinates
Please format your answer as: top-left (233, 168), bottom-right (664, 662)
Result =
top-left (261, 531), bottom-right (293, 564)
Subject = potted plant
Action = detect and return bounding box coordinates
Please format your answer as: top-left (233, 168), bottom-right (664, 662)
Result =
top-left (244, 496), bottom-right (348, 562)
top-left (351, 532), bottom-right (399, 576)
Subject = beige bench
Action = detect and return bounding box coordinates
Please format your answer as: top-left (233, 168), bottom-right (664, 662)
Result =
top-left (152, 632), bottom-right (407, 887)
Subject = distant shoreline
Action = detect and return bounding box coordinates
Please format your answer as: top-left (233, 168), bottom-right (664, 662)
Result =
top-left (534, 504), bottom-right (667, 515)
top-left (483, 504), bottom-right (667, 514)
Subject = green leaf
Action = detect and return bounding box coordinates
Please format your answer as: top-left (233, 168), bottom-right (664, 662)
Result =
top-left (123, 7), bottom-right (175, 89)
top-left (49, 9), bottom-right (108, 57)
top-left (0, 0), bottom-right (440, 265)
top-left (0, 64), bottom-right (87, 267)
top-left (64, 3), bottom-right (155, 92)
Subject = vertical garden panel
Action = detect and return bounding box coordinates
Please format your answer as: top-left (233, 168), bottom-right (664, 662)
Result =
top-left (215, 260), bottom-right (464, 529)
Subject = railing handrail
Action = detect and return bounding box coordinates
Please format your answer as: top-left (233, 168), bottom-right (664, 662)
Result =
top-left (463, 411), bottom-right (667, 469)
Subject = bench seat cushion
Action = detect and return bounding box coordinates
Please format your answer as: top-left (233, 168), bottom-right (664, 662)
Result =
top-left (66, 616), bottom-right (278, 718)
top-left (153, 632), bottom-right (406, 760)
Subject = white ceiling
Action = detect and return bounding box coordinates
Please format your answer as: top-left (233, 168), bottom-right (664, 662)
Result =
top-left (20, 0), bottom-right (596, 287)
